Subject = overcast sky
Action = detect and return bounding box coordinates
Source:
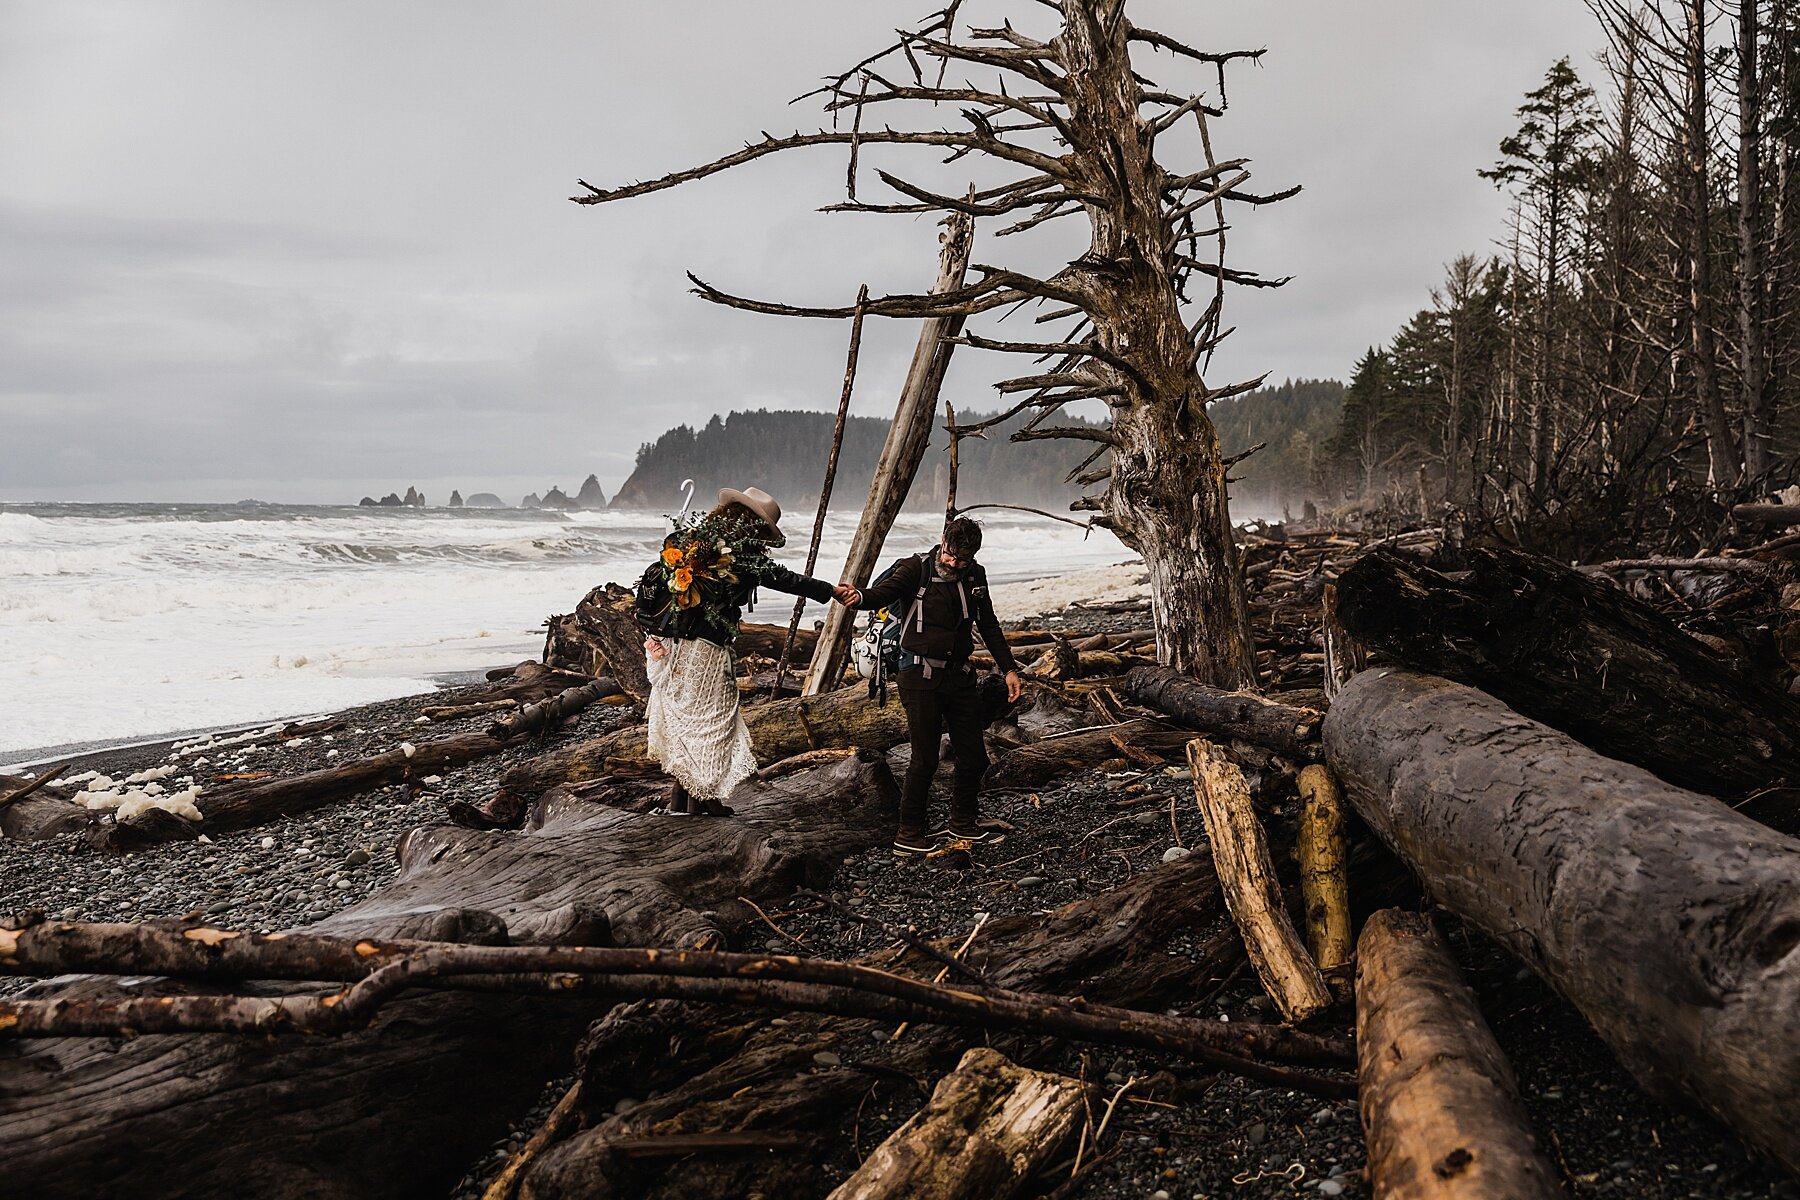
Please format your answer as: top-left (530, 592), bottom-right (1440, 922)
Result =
top-left (0, 1), bottom-right (1603, 504)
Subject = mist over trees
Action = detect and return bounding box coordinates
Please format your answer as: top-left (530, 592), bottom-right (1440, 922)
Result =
top-left (610, 406), bottom-right (1110, 514)
top-left (1314, 3), bottom-right (1800, 557)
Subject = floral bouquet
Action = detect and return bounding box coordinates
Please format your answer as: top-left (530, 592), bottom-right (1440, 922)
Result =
top-left (659, 535), bottom-right (737, 609)
top-left (656, 510), bottom-right (777, 612)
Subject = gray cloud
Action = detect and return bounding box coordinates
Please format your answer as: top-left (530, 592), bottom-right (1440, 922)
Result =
top-left (0, 1), bottom-right (1600, 502)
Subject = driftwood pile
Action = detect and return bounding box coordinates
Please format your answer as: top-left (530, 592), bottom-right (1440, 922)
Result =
top-left (5, 514), bottom-right (1800, 1196)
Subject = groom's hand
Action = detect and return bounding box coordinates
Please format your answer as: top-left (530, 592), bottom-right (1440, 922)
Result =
top-left (1005, 670), bottom-right (1022, 703)
top-left (832, 584), bottom-right (861, 607)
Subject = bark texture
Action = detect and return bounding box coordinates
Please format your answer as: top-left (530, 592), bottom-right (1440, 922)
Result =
top-left (1334, 546), bottom-right (1800, 816)
top-left (1325, 668), bottom-right (1800, 1174)
top-left (1356, 909), bottom-right (1560, 1200)
top-left (0, 754), bottom-right (901, 1200)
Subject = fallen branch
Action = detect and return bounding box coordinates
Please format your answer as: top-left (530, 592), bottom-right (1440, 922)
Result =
top-left (0, 918), bottom-right (1351, 1089)
top-left (1186, 740), bottom-right (1331, 1023)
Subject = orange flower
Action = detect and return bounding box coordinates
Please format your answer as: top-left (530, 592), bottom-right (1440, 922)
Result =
top-left (661, 545), bottom-right (684, 567)
top-left (673, 567), bottom-right (695, 592)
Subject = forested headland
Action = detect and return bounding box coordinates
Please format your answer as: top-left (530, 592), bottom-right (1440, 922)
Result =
top-left (609, 406), bottom-right (1115, 513)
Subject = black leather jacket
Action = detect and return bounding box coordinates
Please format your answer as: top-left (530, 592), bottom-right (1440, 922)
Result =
top-left (635, 557), bottom-right (834, 647)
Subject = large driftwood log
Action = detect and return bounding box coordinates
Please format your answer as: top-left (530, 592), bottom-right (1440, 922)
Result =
top-left (542, 583), bottom-right (653, 698)
top-left (0, 754), bottom-right (902, 1200)
top-left (497, 683), bottom-right (910, 804)
top-left (1187, 739), bottom-right (1331, 1023)
top-left (1334, 546), bottom-right (1800, 818)
top-left (1356, 909), bottom-right (1560, 1200)
top-left (520, 855), bottom-right (1351, 1200)
top-left (825, 1048), bottom-right (1085, 1200)
top-left (1326, 669), bottom-right (1800, 1175)
top-left (1125, 666), bottom-right (1322, 759)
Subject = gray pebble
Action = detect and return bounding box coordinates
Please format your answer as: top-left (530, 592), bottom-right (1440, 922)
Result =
top-left (1317, 1182), bottom-right (1344, 1197)
top-left (1132, 812), bottom-right (1160, 826)
top-left (1161, 846), bottom-right (1192, 863)
top-left (1247, 1122), bottom-right (1267, 1145)
top-left (812, 1051), bottom-right (842, 1068)
top-left (765, 938), bottom-right (787, 952)
top-left (1311, 1106), bottom-right (1335, 1123)
top-left (343, 848), bottom-right (370, 868)
top-left (1015, 876), bottom-right (1047, 889)
top-left (333, 879), bottom-right (353, 891)
top-left (612, 1097), bottom-right (639, 1115)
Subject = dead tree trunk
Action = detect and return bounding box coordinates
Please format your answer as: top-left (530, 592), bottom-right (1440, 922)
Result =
top-left (0, 755), bottom-right (902, 1200)
top-left (1356, 909), bottom-right (1561, 1199)
top-left (1334, 546), bottom-right (1800, 821)
top-left (825, 1048), bottom-right (1086, 1200)
top-left (1325, 669), bottom-right (1800, 1175)
top-left (803, 213), bottom-right (973, 696)
top-left (569, 3), bottom-right (1286, 693)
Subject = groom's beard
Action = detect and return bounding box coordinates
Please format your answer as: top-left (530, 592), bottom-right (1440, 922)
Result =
top-left (937, 561), bottom-right (970, 581)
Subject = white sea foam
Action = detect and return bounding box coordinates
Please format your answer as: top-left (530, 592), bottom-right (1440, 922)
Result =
top-left (0, 502), bottom-right (1131, 761)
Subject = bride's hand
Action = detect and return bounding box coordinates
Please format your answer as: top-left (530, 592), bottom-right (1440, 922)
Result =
top-left (644, 636), bottom-right (669, 662)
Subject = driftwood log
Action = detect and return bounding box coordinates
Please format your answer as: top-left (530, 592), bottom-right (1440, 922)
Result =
top-left (1333, 546), bottom-right (1800, 821)
top-left (541, 583), bottom-right (652, 698)
top-left (1186, 739), bottom-right (1331, 1023)
top-left (825, 1048), bottom-right (1086, 1200)
top-left (484, 661), bottom-right (603, 705)
top-left (0, 753), bottom-right (903, 1200)
top-left (1295, 764), bottom-right (1351, 994)
top-left (0, 775), bottom-right (89, 842)
top-left (1325, 668), bottom-right (1800, 1175)
top-left (1126, 666), bottom-right (1322, 759)
top-left (983, 719), bottom-right (1168, 789)
top-left (91, 680), bottom-right (623, 852)
top-left (519, 854), bottom-right (1351, 1199)
top-left (496, 683), bottom-right (911, 805)
top-left (1356, 909), bottom-right (1560, 1199)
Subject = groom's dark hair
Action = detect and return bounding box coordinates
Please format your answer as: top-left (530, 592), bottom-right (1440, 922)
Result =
top-left (943, 517), bottom-right (983, 559)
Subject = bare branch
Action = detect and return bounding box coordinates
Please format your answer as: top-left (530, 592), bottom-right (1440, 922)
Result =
top-left (1127, 27), bottom-right (1267, 68)
top-left (573, 129), bottom-right (1063, 206)
top-left (1011, 425), bottom-right (1120, 446)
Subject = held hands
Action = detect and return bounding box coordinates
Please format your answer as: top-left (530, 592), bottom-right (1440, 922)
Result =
top-left (1005, 670), bottom-right (1023, 703)
top-left (644, 635), bottom-right (669, 663)
top-left (832, 584), bottom-right (862, 608)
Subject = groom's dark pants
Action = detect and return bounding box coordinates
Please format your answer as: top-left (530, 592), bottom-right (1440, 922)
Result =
top-left (897, 666), bottom-right (988, 836)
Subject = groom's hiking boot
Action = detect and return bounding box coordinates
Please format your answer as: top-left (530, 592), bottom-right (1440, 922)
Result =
top-left (932, 821), bottom-right (1007, 846)
top-left (892, 830), bottom-right (941, 858)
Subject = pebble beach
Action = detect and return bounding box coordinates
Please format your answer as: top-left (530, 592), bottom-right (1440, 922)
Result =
top-left (1, 585), bottom-right (1791, 1199)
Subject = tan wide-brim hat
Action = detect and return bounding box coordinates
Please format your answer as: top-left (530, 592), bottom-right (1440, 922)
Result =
top-left (718, 486), bottom-right (785, 546)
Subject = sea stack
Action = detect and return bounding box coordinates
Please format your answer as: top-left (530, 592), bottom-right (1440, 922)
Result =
top-left (575, 474), bottom-right (607, 509)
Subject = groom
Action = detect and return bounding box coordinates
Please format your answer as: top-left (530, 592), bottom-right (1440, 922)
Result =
top-left (844, 517), bottom-right (1023, 857)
